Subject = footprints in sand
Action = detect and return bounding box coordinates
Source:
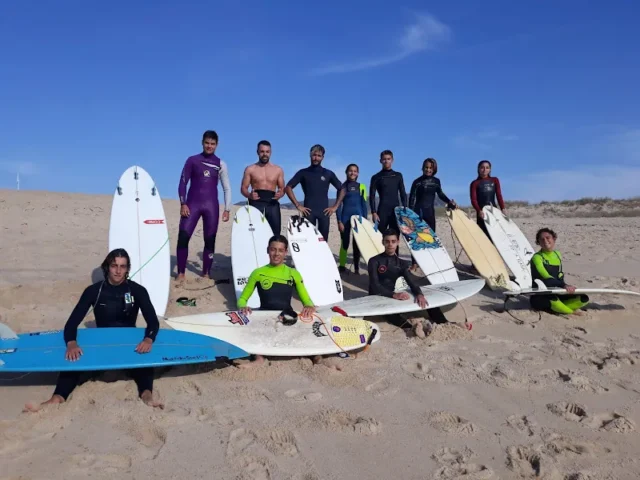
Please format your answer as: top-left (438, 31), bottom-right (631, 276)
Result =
top-left (69, 453), bottom-right (132, 474)
top-left (506, 414), bottom-right (538, 437)
top-left (540, 368), bottom-right (609, 393)
top-left (582, 350), bottom-right (638, 372)
top-left (547, 401), bottom-right (636, 433)
top-left (402, 362), bottom-right (435, 380)
top-left (301, 408), bottom-right (382, 436)
top-left (431, 446), bottom-right (496, 479)
top-left (429, 412), bottom-right (477, 436)
top-left (284, 389), bottom-right (322, 403)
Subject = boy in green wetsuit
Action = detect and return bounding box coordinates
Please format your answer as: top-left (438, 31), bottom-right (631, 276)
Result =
top-left (530, 228), bottom-right (589, 315)
top-left (237, 235), bottom-right (317, 367)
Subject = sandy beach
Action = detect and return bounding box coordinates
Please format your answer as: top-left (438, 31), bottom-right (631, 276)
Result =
top-left (1, 189), bottom-right (640, 480)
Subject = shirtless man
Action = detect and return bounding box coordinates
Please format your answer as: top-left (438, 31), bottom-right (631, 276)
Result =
top-left (240, 140), bottom-right (286, 235)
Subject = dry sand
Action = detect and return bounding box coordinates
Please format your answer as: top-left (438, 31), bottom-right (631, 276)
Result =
top-left (1, 189), bottom-right (640, 480)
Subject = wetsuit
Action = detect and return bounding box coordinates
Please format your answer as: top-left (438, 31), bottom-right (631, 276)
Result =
top-left (54, 280), bottom-right (159, 400)
top-left (529, 250), bottom-right (589, 314)
top-left (336, 181), bottom-right (368, 271)
top-left (178, 152), bottom-right (232, 276)
top-left (238, 264), bottom-right (313, 310)
top-left (470, 176), bottom-right (504, 239)
top-left (286, 165), bottom-right (342, 241)
top-left (408, 175), bottom-right (455, 232)
top-left (368, 252), bottom-right (448, 324)
top-left (249, 190), bottom-right (281, 235)
top-left (369, 169), bottom-right (407, 255)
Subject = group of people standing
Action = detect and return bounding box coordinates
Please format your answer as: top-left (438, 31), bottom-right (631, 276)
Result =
top-left (176, 130), bottom-right (507, 279)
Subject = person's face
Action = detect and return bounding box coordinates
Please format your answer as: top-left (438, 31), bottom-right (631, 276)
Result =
top-left (382, 235), bottom-right (398, 255)
top-left (423, 162), bottom-right (434, 176)
top-left (347, 166), bottom-right (359, 181)
top-left (380, 154), bottom-right (393, 170)
top-left (258, 144), bottom-right (271, 164)
top-left (478, 162), bottom-right (491, 178)
top-left (108, 257), bottom-right (129, 285)
top-left (202, 138), bottom-right (217, 155)
top-left (310, 150), bottom-right (324, 166)
top-left (538, 232), bottom-right (556, 251)
top-left (268, 241), bottom-right (287, 265)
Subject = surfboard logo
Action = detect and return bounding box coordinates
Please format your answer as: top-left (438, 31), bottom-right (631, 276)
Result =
top-left (236, 277), bottom-right (248, 286)
top-left (335, 280), bottom-right (342, 293)
top-left (144, 219), bottom-right (165, 224)
top-left (378, 265), bottom-right (387, 274)
top-left (226, 312), bottom-right (250, 326)
top-left (312, 322), bottom-right (327, 337)
top-left (0, 348), bottom-right (16, 354)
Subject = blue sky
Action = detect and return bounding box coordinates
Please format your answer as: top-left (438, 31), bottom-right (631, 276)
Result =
top-left (1, 0), bottom-right (639, 204)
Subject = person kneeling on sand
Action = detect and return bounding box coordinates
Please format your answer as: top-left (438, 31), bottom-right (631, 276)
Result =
top-left (24, 249), bottom-right (164, 412)
top-left (529, 228), bottom-right (589, 316)
top-left (236, 234), bottom-right (317, 368)
top-left (368, 229), bottom-right (449, 338)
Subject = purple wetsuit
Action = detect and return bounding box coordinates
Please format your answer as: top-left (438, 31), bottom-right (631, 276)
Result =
top-left (177, 152), bottom-right (232, 276)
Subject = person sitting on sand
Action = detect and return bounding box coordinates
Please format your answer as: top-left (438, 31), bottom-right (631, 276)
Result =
top-left (24, 248), bottom-right (164, 412)
top-left (530, 228), bottom-right (589, 316)
top-left (368, 229), bottom-right (449, 337)
top-left (237, 234), bottom-right (317, 367)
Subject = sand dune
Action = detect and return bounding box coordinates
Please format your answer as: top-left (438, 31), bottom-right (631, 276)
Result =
top-left (1, 189), bottom-right (640, 479)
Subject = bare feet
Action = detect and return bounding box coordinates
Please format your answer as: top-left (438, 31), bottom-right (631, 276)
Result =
top-left (236, 355), bottom-right (266, 369)
top-left (22, 394), bottom-right (65, 413)
top-left (140, 390), bottom-right (164, 409)
top-left (175, 273), bottom-right (185, 284)
top-left (312, 355), bottom-right (344, 371)
top-left (409, 264), bottom-right (419, 272)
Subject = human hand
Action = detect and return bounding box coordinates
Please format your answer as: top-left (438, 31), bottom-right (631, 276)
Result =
top-left (338, 222), bottom-right (344, 233)
top-left (222, 211), bottom-right (230, 222)
top-left (415, 294), bottom-right (428, 309)
top-left (135, 337), bottom-right (153, 354)
top-left (300, 306), bottom-right (316, 318)
top-left (323, 206), bottom-right (337, 216)
top-left (566, 285), bottom-right (576, 294)
top-left (240, 307), bottom-right (252, 316)
top-left (297, 205), bottom-right (311, 216)
top-left (372, 213), bottom-right (379, 223)
top-left (250, 191), bottom-right (259, 200)
top-left (65, 341), bottom-right (83, 361)
top-left (273, 190), bottom-right (285, 201)
top-left (180, 204), bottom-right (190, 217)
top-left (392, 292), bottom-right (411, 301)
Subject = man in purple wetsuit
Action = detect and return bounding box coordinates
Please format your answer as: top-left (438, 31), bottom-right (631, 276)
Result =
top-left (177, 130), bottom-right (232, 281)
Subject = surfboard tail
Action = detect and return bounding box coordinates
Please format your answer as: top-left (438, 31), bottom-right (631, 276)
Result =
top-left (0, 323), bottom-right (18, 340)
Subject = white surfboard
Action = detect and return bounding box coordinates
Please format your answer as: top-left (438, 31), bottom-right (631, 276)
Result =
top-left (350, 215), bottom-right (408, 291)
top-left (165, 310), bottom-right (380, 357)
top-left (324, 278), bottom-right (485, 317)
top-left (504, 279), bottom-right (640, 297)
top-left (394, 207), bottom-right (458, 284)
top-left (482, 206), bottom-right (534, 289)
top-left (231, 205), bottom-right (274, 308)
top-left (109, 166), bottom-right (170, 317)
top-left (286, 215), bottom-right (343, 306)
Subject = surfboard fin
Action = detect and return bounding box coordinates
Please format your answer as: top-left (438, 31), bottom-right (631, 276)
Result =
top-left (117, 186), bottom-right (122, 195)
top-left (151, 186), bottom-right (157, 196)
top-left (0, 323), bottom-right (18, 340)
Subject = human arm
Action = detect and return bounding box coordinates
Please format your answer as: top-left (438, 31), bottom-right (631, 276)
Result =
top-left (274, 166), bottom-right (286, 200)
top-left (400, 261), bottom-right (423, 297)
top-left (291, 269), bottom-right (314, 307)
top-left (470, 180), bottom-right (481, 216)
top-left (436, 179), bottom-right (456, 208)
top-left (63, 285), bottom-right (97, 345)
top-left (240, 166), bottom-right (259, 201)
top-left (219, 161), bottom-right (232, 220)
top-left (178, 157), bottom-right (192, 205)
top-left (237, 270), bottom-right (260, 313)
top-left (531, 253), bottom-right (566, 288)
top-left (324, 172), bottom-right (344, 215)
top-left (408, 179), bottom-right (418, 211)
top-left (336, 183), bottom-right (345, 227)
top-left (369, 175), bottom-right (378, 220)
top-left (398, 173), bottom-right (407, 207)
top-left (132, 284), bottom-right (160, 353)
top-left (285, 170), bottom-right (310, 216)
top-left (494, 178), bottom-right (506, 211)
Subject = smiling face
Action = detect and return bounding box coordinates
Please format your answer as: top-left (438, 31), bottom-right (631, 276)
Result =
top-left (537, 231), bottom-right (556, 252)
top-left (478, 161), bottom-right (491, 178)
top-left (423, 161), bottom-right (435, 176)
top-left (268, 240), bottom-right (287, 265)
top-left (382, 233), bottom-right (399, 255)
top-left (257, 143), bottom-right (271, 164)
top-left (202, 137), bottom-right (217, 155)
top-left (347, 165), bottom-right (359, 181)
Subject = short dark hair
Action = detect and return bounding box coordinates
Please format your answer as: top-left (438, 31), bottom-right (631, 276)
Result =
top-left (202, 130), bottom-right (218, 142)
top-left (535, 228), bottom-right (557, 245)
top-left (345, 163), bottom-right (359, 174)
top-left (382, 228), bottom-right (399, 239)
top-left (310, 144), bottom-right (325, 156)
top-left (257, 140), bottom-right (271, 149)
top-left (422, 157), bottom-right (438, 175)
top-left (380, 150), bottom-right (393, 159)
top-left (101, 248), bottom-right (131, 279)
top-left (268, 234), bottom-right (289, 250)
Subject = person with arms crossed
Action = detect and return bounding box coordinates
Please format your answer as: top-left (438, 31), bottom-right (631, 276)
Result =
top-left (336, 163), bottom-right (368, 274)
top-left (284, 144), bottom-right (346, 241)
top-left (240, 140), bottom-right (286, 235)
top-left (236, 235), bottom-right (317, 367)
top-left (177, 130), bottom-right (232, 281)
top-left (369, 150), bottom-right (407, 254)
top-left (23, 249), bottom-right (163, 412)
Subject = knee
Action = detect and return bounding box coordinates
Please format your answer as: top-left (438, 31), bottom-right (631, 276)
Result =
top-left (177, 230), bottom-right (191, 248)
top-left (204, 234), bottom-right (216, 251)
top-left (580, 294), bottom-right (589, 303)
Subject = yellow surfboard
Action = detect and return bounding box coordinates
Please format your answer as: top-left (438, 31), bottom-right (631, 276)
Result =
top-left (446, 209), bottom-right (513, 291)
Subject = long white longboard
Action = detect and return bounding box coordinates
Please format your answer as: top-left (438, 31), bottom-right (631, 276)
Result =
top-left (109, 165), bottom-right (170, 317)
top-left (504, 280), bottom-right (640, 297)
top-left (165, 310), bottom-right (380, 357)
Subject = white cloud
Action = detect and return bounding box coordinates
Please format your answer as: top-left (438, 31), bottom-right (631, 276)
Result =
top-left (503, 166), bottom-right (640, 203)
top-left (309, 12), bottom-right (452, 76)
top-left (453, 129), bottom-right (519, 150)
top-left (0, 160), bottom-right (40, 176)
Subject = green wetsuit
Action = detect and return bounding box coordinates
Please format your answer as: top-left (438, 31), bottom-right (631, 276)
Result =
top-left (237, 263), bottom-right (313, 311)
top-left (530, 250), bottom-right (589, 314)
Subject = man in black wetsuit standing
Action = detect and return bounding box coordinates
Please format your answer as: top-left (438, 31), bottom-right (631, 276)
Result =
top-left (285, 144), bottom-right (346, 241)
top-left (368, 229), bottom-right (449, 337)
top-left (369, 150), bottom-right (407, 254)
top-left (24, 249), bottom-right (163, 412)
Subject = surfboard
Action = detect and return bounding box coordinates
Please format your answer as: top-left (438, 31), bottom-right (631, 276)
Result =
top-left (165, 311), bottom-right (379, 357)
top-left (394, 207), bottom-right (458, 284)
top-left (482, 206), bottom-right (534, 289)
top-left (504, 279), bottom-right (640, 297)
top-left (446, 209), bottom-right (516, 291)
top-left (286, 215), bottom-right (343, 306)
top-left (109, 166), bottom-right (170, 317)
top-left (0, 324), bottom-right (249, 372)
top-left (324, 278), bottom-right (485, 317)
top-left (231, 205), bottom-right (274, 308)
top-left (350, 215), bottom-right (408, 291)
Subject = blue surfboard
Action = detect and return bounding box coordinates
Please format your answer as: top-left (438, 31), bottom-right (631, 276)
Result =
top-left (0, 324), bottom-right (249, 373)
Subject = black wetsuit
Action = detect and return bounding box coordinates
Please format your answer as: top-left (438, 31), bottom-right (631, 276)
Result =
top-left (249, 189), bottom-right (282, 235)
top-left (54, 279), bottom-right (159, 400)
top-left (408, 175), bottom-right (455, 233)
top-left (287, 165), bottom-right (342, 240)
top-left (367, 252), bottom-right (448, 324)
top-left (369, 169), bottom-right (407, 254)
